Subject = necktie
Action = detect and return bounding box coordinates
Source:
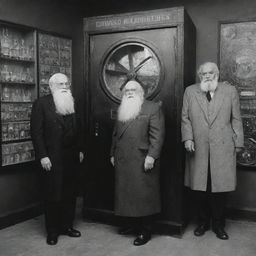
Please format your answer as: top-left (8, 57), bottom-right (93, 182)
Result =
top-left (206, 91), bottom-right (211, 102)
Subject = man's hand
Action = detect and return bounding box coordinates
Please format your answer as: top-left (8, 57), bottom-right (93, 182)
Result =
top-left (79, 152), bottom-right (84, 163)
top-left (184, 140), bottom-right (195, 152)
top-left (110, 156), bottom-right (115, 166)
top-left (144, 155), bottom-right (155, 172)
top-left (40, 157), bottom-right (52, 171)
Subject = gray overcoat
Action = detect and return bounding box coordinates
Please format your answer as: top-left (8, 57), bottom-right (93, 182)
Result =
top-left (111, 100), bottom-right (165, 217)
top-left (181, 82), bottom-right (244, 192)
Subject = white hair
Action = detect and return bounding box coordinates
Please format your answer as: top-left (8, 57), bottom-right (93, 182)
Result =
top-left (49, 73), bottom-right (75, 115)
top-left (52, 90), bottom-right (75, 115)
top-left (197, 62), bottom-right (219, 78)
top-left (121, 80), bottom-right (144, 98)
top-left (49, 73), bottom-right (69, 89)
top-left (118, 80), bottom-right (144, 122)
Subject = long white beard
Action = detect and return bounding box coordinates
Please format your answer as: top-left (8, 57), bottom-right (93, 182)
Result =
top-left (118, 94), bottom-right (143, 122)
top-left (52, 89), bottom-right (75, 115)
top-left (200, 77), bottom-right (218, 92)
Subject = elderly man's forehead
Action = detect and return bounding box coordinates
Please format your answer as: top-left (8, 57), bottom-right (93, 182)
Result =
top-left (124, 84), bottom-right (137, 90)
top-left (50, 74), bottom-right (68, 84)
top-left (56, 75), bottom-right (68, 82)
top-left (202, 64), bottom-right (214, 71)
top-left (201, 63), bottom-right (217, 73)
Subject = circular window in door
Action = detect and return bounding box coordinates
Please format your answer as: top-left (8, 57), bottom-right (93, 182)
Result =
top-left (101, 41), bottom-right (163, 102)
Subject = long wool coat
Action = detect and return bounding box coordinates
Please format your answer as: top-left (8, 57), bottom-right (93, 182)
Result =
top-left (31, 95), bottom-right (83, 201)
top-left (111, 100), bottom-right (165, 217)
top-left (181, 82), bottom-right (244, 192)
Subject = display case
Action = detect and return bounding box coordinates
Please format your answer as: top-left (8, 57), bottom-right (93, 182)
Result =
top-left (0, 22), bottom-right (72, 167)
top-left (38, 32), bottom-right (72, 97)
top-left (0, 22), bottom-right (36, 166)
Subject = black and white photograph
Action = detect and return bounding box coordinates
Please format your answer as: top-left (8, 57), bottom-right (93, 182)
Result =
top-left (0, 1), bottom-right (255, 255)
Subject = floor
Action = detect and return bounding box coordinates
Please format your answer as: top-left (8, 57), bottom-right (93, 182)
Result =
top-left (0, 211), bottom-right (256, 256)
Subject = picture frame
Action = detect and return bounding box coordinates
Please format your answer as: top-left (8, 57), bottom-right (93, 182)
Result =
top-left (219, 19), bottom-right (256, 167)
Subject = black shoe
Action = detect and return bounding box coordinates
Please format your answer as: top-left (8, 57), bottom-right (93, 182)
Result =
top-left (118, 226), bottom-right (134, 235)
top-left (46, 233), bottom-right (58, 245)
top-left (61, 228), bottom-right (81, 237)
top-left (194, 223), bottom-right (210, 236)
top-left (212, 226), bottom-right (229, 240)
top-left (133, 232), bottom-right (151, 246)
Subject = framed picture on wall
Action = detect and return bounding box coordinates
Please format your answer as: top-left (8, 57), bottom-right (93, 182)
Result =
top-left (219, 20), bottom-right (256, 167)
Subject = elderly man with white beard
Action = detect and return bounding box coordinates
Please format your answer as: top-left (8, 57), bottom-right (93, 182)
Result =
top-left (181, 62), bottom-right (244, 240)
top-left (31, 73), bottom-right (85, 245)
top-left (110, 80), bottom-right (165, 246)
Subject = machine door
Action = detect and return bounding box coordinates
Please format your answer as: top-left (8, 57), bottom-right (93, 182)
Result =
top-left (86, 27), bottom-right (177, 212)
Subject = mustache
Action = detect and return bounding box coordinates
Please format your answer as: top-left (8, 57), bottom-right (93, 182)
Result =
top-left (60, 89), bottom-right (70, 93)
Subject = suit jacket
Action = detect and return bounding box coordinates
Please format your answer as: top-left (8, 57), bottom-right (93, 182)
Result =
top-left (111, 100), bottom-right (165, 217)
top-left (30, 95), bottom-right (84, 201)
top-left (181, 82), bottom-right (244, 192)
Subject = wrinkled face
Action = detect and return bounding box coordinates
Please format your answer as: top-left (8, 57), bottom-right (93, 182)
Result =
top-left (50, 74), bottom-right (71, 93)
top-left (124, 84), bottom-right (138, 99)
top-left (199, 64), bottom-right (217, 82)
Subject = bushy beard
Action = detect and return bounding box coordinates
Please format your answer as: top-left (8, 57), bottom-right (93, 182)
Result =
top-left (52, 89), bottom-right (75, 115)
top-left (200, 77), bottom-right (218, 92)
top-left (118, 94), bottom-right (144, 122)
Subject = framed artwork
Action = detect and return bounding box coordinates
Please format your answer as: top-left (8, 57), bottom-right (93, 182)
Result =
top-left (219, 20), bottom-right (256, 167)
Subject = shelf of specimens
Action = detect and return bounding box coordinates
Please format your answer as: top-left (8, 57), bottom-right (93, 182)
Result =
top-left (1, 103), bottom-right (32, 121)
top-left (1, 84), bottom-right (35, 102)
top-left (0, 63), bottom-right (35, 83)
top-left (2, 121), bottom-right (31, 142)
top-left (0, 25), bottom-right (36, 166)
top-left (38, 33), bottom-right (72, 96)
top-left (2, 141), bottom-right (34, 166)
top-left (0, 27), bottom-right (34, 60)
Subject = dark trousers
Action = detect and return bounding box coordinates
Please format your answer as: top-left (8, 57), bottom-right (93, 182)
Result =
top-left (45, 198), bottom-right (76, 234)
top-left (192, 167), bottom-right (227, 228)
top-left (120, 215), bottom-right (154, 234)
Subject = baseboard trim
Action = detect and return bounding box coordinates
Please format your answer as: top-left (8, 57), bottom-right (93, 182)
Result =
top-left (82, 207), bottom-right (184, 238)
top-left (227, 207), bottom-right (256, 222)
top-left (0, 203), bottom-right (43, 230)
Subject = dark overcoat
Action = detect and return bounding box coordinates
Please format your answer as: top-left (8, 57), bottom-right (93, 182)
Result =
top-left (30, 95), bottom-right (83, 201)
top-left (111, 100), bottom-right (165, 217)
top-left (181, 82), bottom-right (244, 192)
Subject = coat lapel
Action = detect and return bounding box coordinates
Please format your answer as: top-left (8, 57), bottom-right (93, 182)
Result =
top-left (209, 83), bottom-right (225, 126)
top-left (194, 85), bottom-right (209, 123)
top-left (117, 119), bottom-right (133, 138)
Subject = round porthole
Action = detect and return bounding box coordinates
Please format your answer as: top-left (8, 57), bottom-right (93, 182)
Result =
top-left (101, 41), bottom-right (163, 102)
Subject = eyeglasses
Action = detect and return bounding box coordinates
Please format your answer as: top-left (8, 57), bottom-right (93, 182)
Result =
top-left (54, 82), bottom-right (71, 88)
top-left (125, 88), bottom-right (137, 93)
top-left (201, 71), bottom-right (215, 76)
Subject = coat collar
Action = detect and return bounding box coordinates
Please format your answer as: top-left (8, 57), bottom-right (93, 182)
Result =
top-left (208, 84), bottom-right (225, 125)
top-left (117, 119), bottom-right (133, 138)
top-left (194, 83), bottom-right (225, 126)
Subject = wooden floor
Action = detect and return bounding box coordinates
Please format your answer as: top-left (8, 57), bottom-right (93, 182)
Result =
top-left (0, 212), bottom-right (256, 256)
